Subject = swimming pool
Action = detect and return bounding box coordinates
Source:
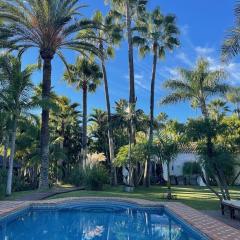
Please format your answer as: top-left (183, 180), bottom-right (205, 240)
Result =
top-left (0, 201), bottom-right (208, 240)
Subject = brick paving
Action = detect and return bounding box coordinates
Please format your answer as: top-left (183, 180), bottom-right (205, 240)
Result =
top-left (0, 197), bottom-right (240, 239)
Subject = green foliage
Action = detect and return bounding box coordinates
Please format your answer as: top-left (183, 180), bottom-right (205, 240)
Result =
top-left (114, 140), bottom-right (148, 167)
top-left (65, 167), bottom-right (84, 187)
top-left (0, 169), bottom-right (7, 199)
top-left (183, 162), bottom-right (201, 176)
top-left (83, 164), bottom-right (109, 190)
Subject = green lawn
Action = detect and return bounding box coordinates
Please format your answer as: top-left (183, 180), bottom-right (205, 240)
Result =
top-left (48, 185), bottom-right (240, 211)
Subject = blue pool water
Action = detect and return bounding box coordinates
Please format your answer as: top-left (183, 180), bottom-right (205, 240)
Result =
top-left (0, 202), bottom-right (207, 240)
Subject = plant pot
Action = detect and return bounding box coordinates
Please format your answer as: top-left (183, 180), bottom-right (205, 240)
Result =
top-left (124, 186), bottom-right (134, 192)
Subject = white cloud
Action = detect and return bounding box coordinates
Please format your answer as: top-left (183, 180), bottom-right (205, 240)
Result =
top-left (135, 79), bottom-right (149, 91)
top-left (176, 52), bottom-right (193, 66)
top-left (195, 46), bottom-right (214, 56)
top-left (180, 25), bottom-right (189, 36)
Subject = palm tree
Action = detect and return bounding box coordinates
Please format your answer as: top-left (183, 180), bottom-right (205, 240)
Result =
top-left (106, 0), bottom-right (148, 150)
top-left (0, 0), bottom-right (100, 189)
top-left (161, 58), bottom-right (228, 119)
top-left (78, 11), bottom-right (122, 185)
top-left (222, 2), bottom-right (240, 61)
top-left (64, 57), bottom-right (102, 168)
top-left (135, 8), bottom-right (179, 187)
top-left (0, 54), bottom-right (37, 195)
top-left (226, 87), bottom-right (240, 118)
top-left (208, 99), bottom-right (229, 121)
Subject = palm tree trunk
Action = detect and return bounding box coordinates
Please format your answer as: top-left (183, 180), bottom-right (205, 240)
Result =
top-left (6, 116), bottom-right (17, 196)
top-left (81, 82), bottom-right (88, 168)
top-left (126, 1), bottom-right (136, 146)
top-left (100, 53), bottom-right (117, 185)
top-left (167, 161), bottom-right (172, 199)
top-left (39, 57), bottom-right (52, 189)
top-left (3, 135), bottom-right (9, 170)
top-left (144, 43), bottom-right (158, 187)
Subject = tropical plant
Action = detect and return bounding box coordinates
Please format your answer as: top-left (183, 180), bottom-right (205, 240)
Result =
top-left (0, 54), bottom-right (37, 195)
top-left (64, 57), bottom-right (102, 168)
top-left (161, 58), bottom-right (228, 119)
top-left (186, 118), bottom-right (235, 200)
top-left (0, 0), bottom-right (100, 189)
top-left (154, 131), bottom-right (179, 199)
top-left (135, 7), bottom-right (179, 187)
top-left (78, 11), bottom-right (123, 185)
top-left (208, 99), bottom-right (229, 121)
top-left (226, 87), bottom-right (240, 118)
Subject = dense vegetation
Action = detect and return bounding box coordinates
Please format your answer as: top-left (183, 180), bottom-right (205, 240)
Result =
top-left (0, 0), bottom-right (240, 204)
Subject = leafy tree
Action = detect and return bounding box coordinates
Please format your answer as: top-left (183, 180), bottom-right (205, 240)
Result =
top-left (154, 131), bottom-right (179, 199)
top-left (226, 87), bottom-right (240, 118)
top-left (0, 0), bottom-right (100, 189)
top-left (161, 58), bottom-right (228, 119)
top-left (64, 57), bottom-right (102, 168)
top-left (0, 54), bottom-right (37, 195)
top-left (186, 117), bottom-right (238, 200)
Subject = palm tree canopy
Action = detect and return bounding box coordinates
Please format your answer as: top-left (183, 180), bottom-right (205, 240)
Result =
top-left (76, 10), bottom-right (123, 61)
top-left (222, 2), bottom-right (240, 61)
top-left (161, 58), bottom-right (229, 110)
top-left (134, 7), bottom-right (180, 58)
top-left (63, 56), bottom-right (102, 92)
top-left (106, 0), bottom-right (148, 20)
top-left (0, 0), bottom-right (100, 60)
top-left (0, 54), bottom-right (37, 116)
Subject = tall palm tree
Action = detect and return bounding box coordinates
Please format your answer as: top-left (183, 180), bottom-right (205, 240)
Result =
top-left (106, 0), bottom-right (148, 148)
top-left (77, 11), bottom-right (122, 185)
top-left (135, 8), bottom-right (179, 187)
top-left (0, 54), bottom-right (37, 195)
top-left (64, 57), bottom-right (102, 168)
top-left (161, 58), bottom-right (228, 119)
top-left (222, 2), bottom-right (240, 61)
top-left (0, 0), bottom-right (100, 189)
top-left (226, 87), bottom-right (240, 118)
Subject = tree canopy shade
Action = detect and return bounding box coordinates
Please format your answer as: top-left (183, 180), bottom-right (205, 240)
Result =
top-left (0, 0), bottom-right (100, 189)
top-left (161, 58), bottom-right (228, 118)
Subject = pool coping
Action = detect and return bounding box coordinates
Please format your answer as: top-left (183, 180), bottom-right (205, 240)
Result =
top-left (1, 197), bottom-right (240, 240)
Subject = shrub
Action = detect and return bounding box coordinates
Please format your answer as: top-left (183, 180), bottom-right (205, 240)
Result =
top-left (83, 164), bottom-right (109, 190)
top-left (65, 167), bottom-right (84, 187)
top-left (183, 161), bottom-right (201, 176)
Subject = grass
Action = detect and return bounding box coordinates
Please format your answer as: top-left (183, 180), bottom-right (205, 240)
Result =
top-left (3, 185), bottom-right (240, 210)
top-left (48, 185), bottom-right (240, 211)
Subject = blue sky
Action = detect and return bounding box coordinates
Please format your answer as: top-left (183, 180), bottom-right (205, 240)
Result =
top-left (23, 0), bottom-right (238, 122)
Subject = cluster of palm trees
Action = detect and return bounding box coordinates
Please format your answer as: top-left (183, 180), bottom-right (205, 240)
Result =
top-left (0, 0), bottom-right (180, 194)
top-left (1, 0), bottom-right (240, 196)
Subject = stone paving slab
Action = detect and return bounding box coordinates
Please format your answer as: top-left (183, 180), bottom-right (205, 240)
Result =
top-left (0, 197), bottom-right (240, 240)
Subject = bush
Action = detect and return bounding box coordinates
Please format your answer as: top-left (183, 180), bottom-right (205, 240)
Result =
top-left (0, 169), bottom-right (7, 199)
top-left (83, 164), bottom-right (109, 190)
top-left (183, 161), bottom-right (201, 176)
top-left (65, 167), bottom-right (84, 187)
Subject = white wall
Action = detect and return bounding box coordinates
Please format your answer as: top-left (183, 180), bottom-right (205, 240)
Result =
top-left (163, 153), bottom-right (198, 181)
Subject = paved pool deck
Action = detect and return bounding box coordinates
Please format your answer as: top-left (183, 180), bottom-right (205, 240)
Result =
top-left (0, 197), bottom-right (240, 240)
